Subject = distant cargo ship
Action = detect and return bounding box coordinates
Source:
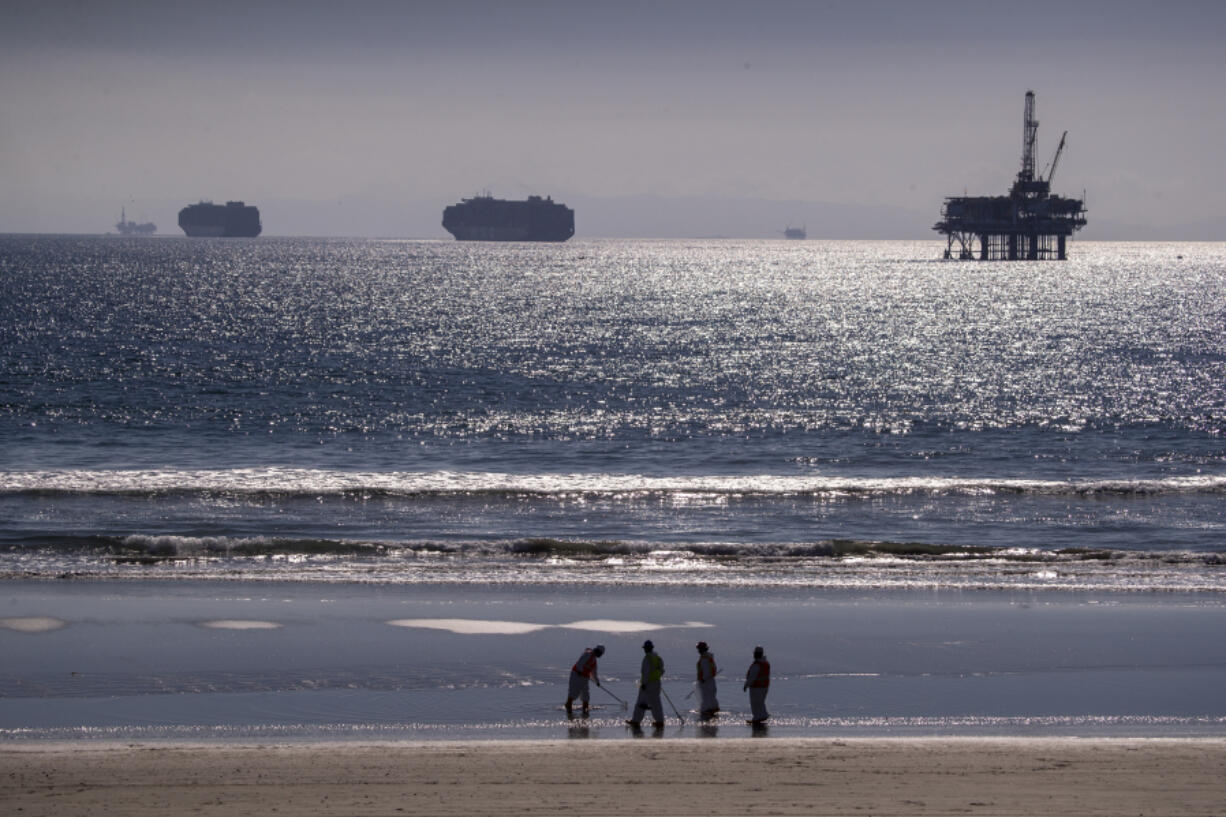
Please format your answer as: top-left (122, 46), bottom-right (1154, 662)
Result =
top-left (178, 201), bottom-right (262, 237)
top-left (442, 194), bottom-right (574, 242)
top-left (115, 207), bottom-right (156, 235)
top-left (782, 225), bottom-right (806, 240)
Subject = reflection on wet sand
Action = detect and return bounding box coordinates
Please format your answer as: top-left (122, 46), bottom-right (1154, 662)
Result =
top-left (386, 618), bottom-right (712, 635)
top-left (0, 617), bottom-right (66, 633)
top-left (198, 620), bottom-right (282, 630)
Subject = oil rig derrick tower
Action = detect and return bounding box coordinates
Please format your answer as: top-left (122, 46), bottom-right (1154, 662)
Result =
top-left (934, 91), bottom-right (1086, 260)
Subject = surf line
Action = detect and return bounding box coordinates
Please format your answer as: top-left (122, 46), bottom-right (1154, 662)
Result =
top-left (385, 618), bottom-right (713, 635)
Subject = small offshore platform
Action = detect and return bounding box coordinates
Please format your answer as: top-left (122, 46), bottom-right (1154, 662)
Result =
top-left (935, 91), bottom-right (1086, 260)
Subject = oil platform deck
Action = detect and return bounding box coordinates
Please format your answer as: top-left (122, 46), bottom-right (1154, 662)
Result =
top-left (935, 92), bottom-right (1086, 260)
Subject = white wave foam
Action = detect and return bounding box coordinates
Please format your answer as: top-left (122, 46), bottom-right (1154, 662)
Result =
top-left (122, 534), bottom-right (258, 555)
top-left (4, 467), bottom-right (1225, 497)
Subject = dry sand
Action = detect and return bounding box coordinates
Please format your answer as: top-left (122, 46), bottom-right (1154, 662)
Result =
top-left (3, 737), bottom-right (1225, 816)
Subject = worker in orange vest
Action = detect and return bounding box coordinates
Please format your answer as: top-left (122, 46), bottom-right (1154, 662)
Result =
top-left (565, 644), bottom-right (604, 716)
top-left (743, 645), bottom-right (770, 724)
top-left (695, 641), bottom-right (720, 720)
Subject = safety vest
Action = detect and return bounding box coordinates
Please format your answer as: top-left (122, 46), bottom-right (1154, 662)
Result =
top-left (572, 649), bottom-right (598, 678)
top-left (697, 652), bottom-right (717, 682)
top-left (748, 658), bottom-right (770, 688)
top-left (643, 652), bottom-right (664, 684)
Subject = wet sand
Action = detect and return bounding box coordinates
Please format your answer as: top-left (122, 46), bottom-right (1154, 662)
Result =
top-left (3, 737), bottom-right (1224, 816)
top-left (7, 580), bottom-right (1226, 742)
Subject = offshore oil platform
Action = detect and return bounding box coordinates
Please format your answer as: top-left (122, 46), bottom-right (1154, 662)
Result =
top-left (935, 92), bottom-right (1086, 260)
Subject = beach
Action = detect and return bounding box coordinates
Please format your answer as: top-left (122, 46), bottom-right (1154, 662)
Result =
top-left (4, 579), bottom-right (1225, 741)
top-left (4, 238), bottom-right (1226, 810)
top-left (4, 738), bottom-right (1225, 816)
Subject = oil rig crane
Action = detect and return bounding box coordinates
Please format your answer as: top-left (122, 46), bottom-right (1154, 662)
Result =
top-left (1042, 130), bottom-right (1068, 187)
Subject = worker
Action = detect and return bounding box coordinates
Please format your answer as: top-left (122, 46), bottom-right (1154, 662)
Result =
top-left (743, 645), bottom-right (770, 724)
top-left (626, 639), bottom-right (665, 728)
top-left (695, 641), bottom-right (720, 720)
top-left (565, 644), bottom-right (604, 716)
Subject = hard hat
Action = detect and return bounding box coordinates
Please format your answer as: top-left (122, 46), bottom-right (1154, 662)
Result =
top-left (643, 639), bottom-right (654, 650)
top-left (696, 641), bottom-right (708, 652)
top-left (753, 646), bottom-right (764, 658)
top-left (594, 645), bottom-right (605, 656)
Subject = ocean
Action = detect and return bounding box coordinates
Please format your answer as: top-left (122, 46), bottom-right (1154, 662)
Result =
top-left (2, 235), bottom-right (1225, 740)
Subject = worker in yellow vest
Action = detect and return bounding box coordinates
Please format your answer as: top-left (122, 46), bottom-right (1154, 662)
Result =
top-left (626, 639), bottom-right (665, 728)
top-left (565, 644), bottom-right (604, 716)
top-left (743, 645), bottom-right (770, 724)
top-left (695, 641), bottom-right (720, 721)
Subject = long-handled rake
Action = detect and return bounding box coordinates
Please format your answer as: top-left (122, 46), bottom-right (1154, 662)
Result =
top-left (599, 684), bottom-right (629, 711)
top-left (662, 689), bottom-right (686, 725)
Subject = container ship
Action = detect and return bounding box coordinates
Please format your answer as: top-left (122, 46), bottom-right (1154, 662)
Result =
top-left (442, 194), bottom-right (574, 242)
top-left (178, 201), bottom-right (262, 237)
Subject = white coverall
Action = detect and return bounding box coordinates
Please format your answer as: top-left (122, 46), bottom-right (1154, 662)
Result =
top-left (744, 656), bottom-right (770, 723)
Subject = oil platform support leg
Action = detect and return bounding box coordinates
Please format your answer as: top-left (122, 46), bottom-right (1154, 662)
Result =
top-left (1058, 235), bottom-right (1067, 261)
top-left (1008, 235), bottom-right (1018, 261)
top-left (979, 235), bottom-right (989, 261)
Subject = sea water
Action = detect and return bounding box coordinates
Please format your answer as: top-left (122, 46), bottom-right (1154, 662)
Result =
top-left (2, 236), bottom-right (1225, 740)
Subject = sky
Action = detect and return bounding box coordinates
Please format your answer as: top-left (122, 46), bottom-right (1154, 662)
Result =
top-left (2, 0), bottom-right (1224, 239)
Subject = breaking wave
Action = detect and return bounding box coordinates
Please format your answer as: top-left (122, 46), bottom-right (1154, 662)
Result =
top-left (4, 467), bottom-right (1226, 499)
top-left (4, 532), bottom-right (1224, 593)
top-left (8, 532), bottom-right (1226, 563)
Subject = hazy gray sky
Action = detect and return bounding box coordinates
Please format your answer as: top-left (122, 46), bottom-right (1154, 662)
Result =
top-left (2, 0), bottom-right (1224, 238)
